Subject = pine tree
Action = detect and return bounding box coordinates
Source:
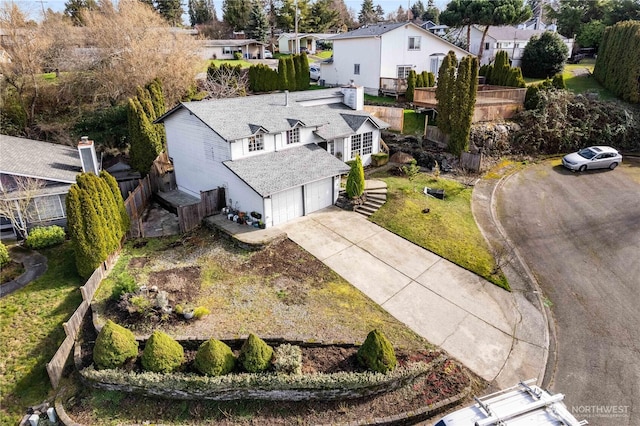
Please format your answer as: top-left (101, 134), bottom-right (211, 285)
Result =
top-left (188, 0), bottom-right (215, 26)
top-left (358, 0), bottom-right (377, 25)
top-left (247, 0), bottom-right (269, 43)
top-left (223, 0), bottom-right (251, 31)
top-left (156, 0), bottom-right (184, 26)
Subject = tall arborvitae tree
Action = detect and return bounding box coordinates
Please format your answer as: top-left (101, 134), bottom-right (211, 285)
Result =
top-left (286, 56), bottom-right (296, 91)
top-left (300, 52), bottom-right (310, 89)
top-left (100, 171), bottom-right (131, 237)
top-left (346, 155), bottom-right (365, 199)
top-left (156, 0), bottom-right (184, 26)
top-left (278, 57), bottom-right (288, 90)
top-left (188, 0), bottom-right (215, 26)
top-left (448, 56), bottom-right (478, 156)
top-left (435, 51), bottom-right (458, 135)
top-left (128, 80), bottom-right (166, 175)
top-left (406, 70), bottom-right (417, 102)
top-left (247, 0), bottom-right (269, 43)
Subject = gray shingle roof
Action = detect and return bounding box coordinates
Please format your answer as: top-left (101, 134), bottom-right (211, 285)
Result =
top-left (223, 144), bottom-right (349, 197)
top-left (161, 88), bottom-right (388, 141)
top-left (485, 26), bottom-right (568, 41)
top-left (330, 22), bottom-right (406, 40)
top-left (0, 134), bottom-right (82, 183)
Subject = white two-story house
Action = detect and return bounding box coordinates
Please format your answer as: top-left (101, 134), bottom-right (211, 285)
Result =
top-left (157, 87), bottom-right (389, 228)
top-left (320, 22), bottom-right (471, 95)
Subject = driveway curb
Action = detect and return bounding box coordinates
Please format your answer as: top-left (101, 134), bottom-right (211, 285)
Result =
top-left (474, 173), bottom-right (555, 389)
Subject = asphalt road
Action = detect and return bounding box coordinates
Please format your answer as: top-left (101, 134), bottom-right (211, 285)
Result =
top-left (496, 158), bottom-right (640, 426)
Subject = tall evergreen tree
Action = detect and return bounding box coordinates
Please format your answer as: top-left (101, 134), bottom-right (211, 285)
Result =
top-left (406, 70), bottom-right (417, 101)
top-left (300, 52), bottom-right (310, 89)
top-left (64, 0), bottom-right (97, 25)
top-left (156, 0), bottom-right (184, 26)
top-left (100, 171), bottom-right (130, 237)
top-left (449, 56), bottom-right (478, 156)
top-left (423, 0), bottom-right (440, 23)
top-left (188, 0), bottom-right (215, 26)
top-left (308, 0), bottom-right (340, 33)
top-left (247, 0), bottom-right (269, 43)
top-left (286, 56), bottom-right (296, 91)
top-left (128, 80), bottom-right (166, 176)
top-left (223, 0), bottom-right (251, 31)
top-left (410, 0), bottom-right (425, 21)
top-left (278, 57), bottom-right (288, 90)
top-left (435, 51), bottom-right (458, 135)
top-left (358, 0), bottom-right (377, 25)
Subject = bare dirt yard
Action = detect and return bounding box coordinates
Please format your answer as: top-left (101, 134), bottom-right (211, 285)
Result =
top-left (68, 227), bottom-right (483, 424)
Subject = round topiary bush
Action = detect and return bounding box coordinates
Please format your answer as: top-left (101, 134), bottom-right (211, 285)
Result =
top-left (238, 333), bottom-right (273, 373)
top-left (93, 320), bottom-right (139, 370)
top-left (194, 339), bottom-right (236, 376)
top-left (141, 330), bottom-right (184, 373)
top-left (357, 329), bottom-right (397, 373)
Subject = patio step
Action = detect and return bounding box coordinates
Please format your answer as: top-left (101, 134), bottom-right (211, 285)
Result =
top-left (354, 187), bottom-right (388, 218)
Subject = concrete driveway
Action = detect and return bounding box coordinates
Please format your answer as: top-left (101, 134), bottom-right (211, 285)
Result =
top-left (496, 160), bottom-right (640, 425)
top-left (280, 206), bottom-right (547, 388)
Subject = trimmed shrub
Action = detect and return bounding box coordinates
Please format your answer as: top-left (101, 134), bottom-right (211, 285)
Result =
top-left (25, 225), bottom-right (65, 249)
top-left (193, 306), bottom-right (211, 319)
top-left (233, 52), bottom-right (242, 60)
top-left (93, 320), bottom-right (139, 370)
top-left (371, 152), bottom-right (389, 167)
top-left (112, 272), bottom-right (137, 299)
top-left (346, 155), bottom-right (365, 198)
top-left (238, 333), bottom-right (273, 373)
top-left (141, 331), bottom-right (185, 373)
top-left (194, 339), bottom-right (236, 376)
top-left (273, 344), bottom-right (302, 375)
top-left (0, 242), bottom-right (9, 268)
top-left (357, 329), bottom-right (397, 373)
top-left (552, 73), bottom-right (566, 90)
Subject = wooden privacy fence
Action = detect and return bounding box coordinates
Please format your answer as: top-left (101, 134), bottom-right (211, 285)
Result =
top-left (364, 105), bottom-right (404, 132)
top-left (46, 252), bottom-right (119, 389)
top-left (124, 175), bottom-right (153, 239)
top-left (177, 187), bottom-right (225, 233)
top-left (460, 152), bottom-right (484, 172)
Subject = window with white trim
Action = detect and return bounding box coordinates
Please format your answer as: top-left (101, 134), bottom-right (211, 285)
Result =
top-left (30, 195), bottom-right (66, 222)
top-left (354, 64), bottom-right (360, 75)
top-left (408, 36), bottom-right (421, 50)
top-left (397, 65), bottom-right (412, 79)
top-left (362, 132), bottom-right (373, 155)
top-left (248, 133), bottom-right (264, 152)
top-left (350, 134), bottom-right (361, 159)
top-left (286, 127), bottom-right (300, 145)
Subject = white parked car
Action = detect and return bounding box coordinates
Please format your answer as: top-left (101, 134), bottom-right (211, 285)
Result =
top-left (562, 146), bottom-right (622, 172)
top-left (309, 65), bottom-right (320, 81)
top-left (263, 49), bottom-right (273, 59)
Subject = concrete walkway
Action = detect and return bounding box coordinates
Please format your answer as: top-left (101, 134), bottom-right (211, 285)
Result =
top-left (277, 206), bottom-right (547, 388)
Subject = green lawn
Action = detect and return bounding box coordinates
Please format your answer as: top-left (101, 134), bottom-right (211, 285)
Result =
top-left (368, 172), bottom-right (509, 290)
top-left (364, 94), bottom-right (396, 104)
top-left (0, 243), bottom-right (83, 425)
top-left (403, 110), bottom-right (426, 136)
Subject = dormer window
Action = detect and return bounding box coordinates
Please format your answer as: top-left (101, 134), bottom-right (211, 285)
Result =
top-left (248, 133), bottom-right (264, 152)
top-left (286, 127), bottom-right (300, 145)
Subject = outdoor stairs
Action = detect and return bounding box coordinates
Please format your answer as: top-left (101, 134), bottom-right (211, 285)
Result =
top-left (354, 180), bottom-right (388, 218)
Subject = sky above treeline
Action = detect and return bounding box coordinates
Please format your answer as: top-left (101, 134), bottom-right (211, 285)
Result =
top-left (14, 0), bottom-right (449, 22)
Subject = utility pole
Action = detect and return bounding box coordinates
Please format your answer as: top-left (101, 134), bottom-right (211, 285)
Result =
top-left (294, 0), bottom-right (299, 54)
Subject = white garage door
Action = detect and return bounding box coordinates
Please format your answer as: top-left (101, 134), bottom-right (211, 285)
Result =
top-left (304, 178), bottom-right (333, 214)
top-left (271, 187), bottom-right (303, 226)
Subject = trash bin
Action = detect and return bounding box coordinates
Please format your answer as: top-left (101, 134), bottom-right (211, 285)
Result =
top-left (319, 79), bottom-right (325, 87)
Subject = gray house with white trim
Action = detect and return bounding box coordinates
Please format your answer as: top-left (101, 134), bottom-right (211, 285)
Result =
top-left (156, 87), bottom-right (389, 228)
top-left (0, 135), bottom-right (95, 238)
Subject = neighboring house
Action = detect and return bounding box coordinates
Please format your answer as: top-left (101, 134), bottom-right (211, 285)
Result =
top-left (421, 20), bottom-right (449, 36)
top-left (0, 135), bottom-right (99, 239)
top-left (321, 22), bottom-right (471, 95)
top-left (156, 87), bottom-right (389, 228)
top-left (199, 39), bottom-right (268, 60)
top-left (468, 25), bottom-right (574, 67)
top-left (277, 33), bottom-right (334, 54)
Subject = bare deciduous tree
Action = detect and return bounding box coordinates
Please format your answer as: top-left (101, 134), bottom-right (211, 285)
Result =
top-left (0, 176), bottom-right (46, 238)
top-left (76, 0), bottom-right (204, 106)
top-left (199, 71), bottom-right (248, 99)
